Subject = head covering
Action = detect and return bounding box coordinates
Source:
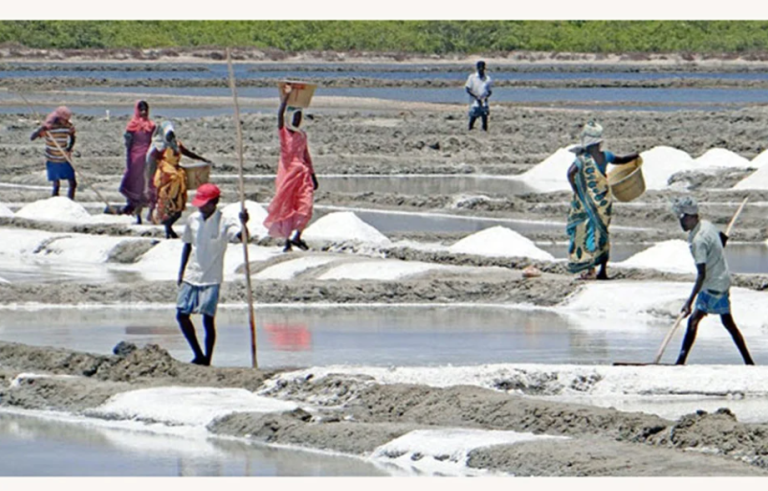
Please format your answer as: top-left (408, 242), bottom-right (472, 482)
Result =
top-left (149, 120), bottom-right (179, 154)
top-left (671, 196), bottom-right (699, 217)
top-left (580, 120), bottom-right (603, 149)
top-left (192, 183), bottom-right (221, 207)
top-left (43, 106), bottom-right (72, 129)
top-left (125, 100), bottom-right (155, 133)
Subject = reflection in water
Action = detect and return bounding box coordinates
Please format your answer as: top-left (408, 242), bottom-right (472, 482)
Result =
top-left (265, 322), bottom-right (312, 351)
top-left (0, 411), bottom-right (387, 476)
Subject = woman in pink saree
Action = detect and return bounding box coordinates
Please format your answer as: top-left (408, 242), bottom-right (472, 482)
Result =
top-left (264, 84), bottom-right (319, 252)
top-left (119, 100), bottom-right (155, 224)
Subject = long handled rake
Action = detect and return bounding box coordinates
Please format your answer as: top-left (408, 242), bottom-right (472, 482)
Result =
top-left (225, 48), bottom-right (258, 369)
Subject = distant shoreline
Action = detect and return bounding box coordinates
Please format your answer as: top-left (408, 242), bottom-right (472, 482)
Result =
top-left (4, 47), bottom-right (768, 70)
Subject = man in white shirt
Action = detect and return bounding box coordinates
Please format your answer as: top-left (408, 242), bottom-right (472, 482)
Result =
top-left (672, 196), bottom-right (754, 365)
top-left (176, 183), bottom-right (249, 366)
top-left (465, 60), bottom-right (493, 131)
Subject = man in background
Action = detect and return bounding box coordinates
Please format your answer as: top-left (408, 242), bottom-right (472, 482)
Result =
top-left (465, 60), bottom-right (493, 131)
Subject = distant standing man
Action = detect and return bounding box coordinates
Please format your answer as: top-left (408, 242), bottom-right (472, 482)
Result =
top-left (672, 197), bottom-right (754, 365)
top-left (176, 183), bottom-right (249, 366)
top-left (465, 60), bottom-right (493, 131)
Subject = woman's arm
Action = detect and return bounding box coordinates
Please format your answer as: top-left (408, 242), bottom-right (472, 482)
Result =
top-left (179, 143), bottom-right (211, 163)
top-left (612, 152), bottom-right (640, 165)
top-left (66, 133), bottom-right (76, 152)
top-left (277, 85), bottom-right (291, 129)
top-left (124, 132), bottom-right (134, 152)
top-left (567, 162), bottom-right (579, 194)
top-left (30, 126), bottom-right (44, 140)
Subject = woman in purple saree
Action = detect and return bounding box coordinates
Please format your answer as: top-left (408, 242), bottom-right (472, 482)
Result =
top-left (119, 100), bottom-right (156, 224)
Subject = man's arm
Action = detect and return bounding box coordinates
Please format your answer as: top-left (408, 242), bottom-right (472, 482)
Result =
top-left (178, 243), bottom-right (192, 286)
top-left (30, 127), bottom-right (44, 140)
top-left (682, 263), bottom-right (706, 317)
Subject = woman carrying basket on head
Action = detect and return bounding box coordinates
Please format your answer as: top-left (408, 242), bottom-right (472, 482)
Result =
top-left (146, 121), bottom-right (212, 239)
top-left (566, 121), bottom-right (639, 280)
top-left (264, 83), bottom-right (319, 252)
top-left (120, 100), bottom-right (156, 224)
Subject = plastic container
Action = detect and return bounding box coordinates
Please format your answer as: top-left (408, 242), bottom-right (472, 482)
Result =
top-left (278, 80), bottom-right (317, 108)
top-left (607, 157), bottom-right (645, 202)
top-left (180, 161), bottom-right (211, 190)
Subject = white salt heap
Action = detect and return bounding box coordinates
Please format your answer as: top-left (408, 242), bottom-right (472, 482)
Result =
top-left (15, 197), bottom-right (93, 223)
top-left (516, 145), bottom-right (703, 193)
top-left (636, 146), bottom-right (696, 190)
top-left (221, 200), bottom-right (269, 239)
top-left (515, 147), bottom-right (576, 193)
top-left (448, 226), bottom-right (554, 261)
top-left (614, 240), bottom-right (696, 275)
top-left (0, 201), bottom-right (13, 218)
top-left (749, 149), bottom-right (768, 169)
top-left (694, 148), bottom-right (751, 169)
top-left (303, 212), bottom-right (391, 246)
top-left (733, 164), bottom-right (768, 190)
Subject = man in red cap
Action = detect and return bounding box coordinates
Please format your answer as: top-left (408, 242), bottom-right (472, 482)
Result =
top-left (176, 183), bottom-right (249, 365)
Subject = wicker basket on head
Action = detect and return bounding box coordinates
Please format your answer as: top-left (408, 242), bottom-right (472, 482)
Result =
top-left (180, 161), bottom-right (211, 190)
top-left (607, 157), bottom-right (645, 202)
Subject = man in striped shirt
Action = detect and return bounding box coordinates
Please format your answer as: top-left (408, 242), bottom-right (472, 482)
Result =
top-left (31, 106), bottom-right (77, 200)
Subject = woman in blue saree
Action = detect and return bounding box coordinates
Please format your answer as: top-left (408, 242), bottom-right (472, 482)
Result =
top-left (566, 121), bottom-right (639, 280)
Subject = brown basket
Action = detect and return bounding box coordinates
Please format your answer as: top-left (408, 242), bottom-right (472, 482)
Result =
top-left (180, 162), bottom-right (211, 190)
top-left (607, 157), bottom-right (645, 202)
top-left (278, 80), bottom-right (317, 108)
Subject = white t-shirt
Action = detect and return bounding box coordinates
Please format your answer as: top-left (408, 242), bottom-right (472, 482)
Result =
top-left (181, 209), bottom-right (242, 286)
top-left (688, 219), bottom-right (731, 293)
top-left (465, 73), bottom-right (493, 107)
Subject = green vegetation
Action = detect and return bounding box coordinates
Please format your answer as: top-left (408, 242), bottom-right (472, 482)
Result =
top-left (2, 20), bottom-right (768, 54)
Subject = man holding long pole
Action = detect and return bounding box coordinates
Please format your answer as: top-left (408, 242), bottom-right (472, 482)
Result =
top-left (671, 196), bottom-right (754, 365)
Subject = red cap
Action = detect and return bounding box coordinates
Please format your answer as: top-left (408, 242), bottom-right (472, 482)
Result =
top-left (191, 183), bottom-right (221, 207)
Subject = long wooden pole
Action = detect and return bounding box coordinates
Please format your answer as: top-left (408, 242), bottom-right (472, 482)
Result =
top-left (16, 91), bottom-right (113, 210)
top-left (225, 48), bottom-right (258, 369)
top-left (725, 196), bottom-right (749, 237)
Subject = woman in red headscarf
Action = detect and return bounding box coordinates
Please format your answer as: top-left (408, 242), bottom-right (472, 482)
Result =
top-left (120, 100), bottom-right (156, 224)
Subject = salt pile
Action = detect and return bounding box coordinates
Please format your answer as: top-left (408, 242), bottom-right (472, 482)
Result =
top-left (448, 226), bottom-right (554, 261)
top-left (733, 165), bottom-right (768, 190)
top-left (303, 212), bottom-right (391, 246)
top-left (221, 200), bottom-right (269, 239)
top-left (0, 201), bottom-right (13, 218)
top-left (515, 147), bottom-right (575, 193)
top-left (637, 146), bottom-right (696, 190)
top-left (694, 148), bottom-right (751, 169)
top-left (749, 149), bottom-right (768, 169)
top-left (15, 197), bottom-right (93, 223)
top-left (516, 145), bottom-right (699, 193)
top-left (317, 260), bottom-right (439, 280)
top-left (614, 240), bottom-right (695, 275)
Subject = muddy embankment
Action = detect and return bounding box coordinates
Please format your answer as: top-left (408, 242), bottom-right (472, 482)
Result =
top-left (1, 340), bottom-right (768, 476)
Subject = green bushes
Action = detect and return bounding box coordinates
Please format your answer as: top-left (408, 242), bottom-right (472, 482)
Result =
top-left (2, 21), bottom-right (768, 54)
